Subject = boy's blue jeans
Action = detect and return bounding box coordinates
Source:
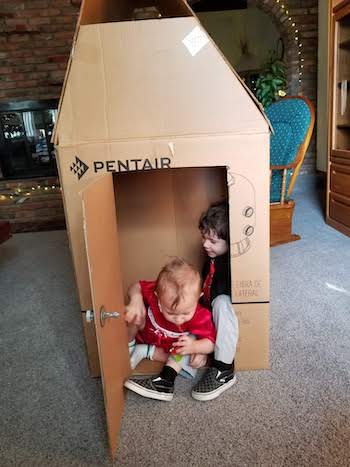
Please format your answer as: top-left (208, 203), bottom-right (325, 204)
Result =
top-left (211, 294), bottom-right (239, 365)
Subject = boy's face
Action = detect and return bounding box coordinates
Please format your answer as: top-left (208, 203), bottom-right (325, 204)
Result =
top-left (158, 285), bottom-right (197, 326)
top-left (201, 230), bottom-right (228, 258)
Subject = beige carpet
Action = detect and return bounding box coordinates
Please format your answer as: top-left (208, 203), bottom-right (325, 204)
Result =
top-left (0, 175), bottom-right (349, 466)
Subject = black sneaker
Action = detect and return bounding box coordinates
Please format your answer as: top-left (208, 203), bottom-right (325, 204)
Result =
top-left (124, 376), bottom-right (174, 401)
top-left (191, 367), bottom-right (237, 401)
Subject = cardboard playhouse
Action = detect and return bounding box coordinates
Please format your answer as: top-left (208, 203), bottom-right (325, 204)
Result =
top-left (53, 0), bottom-right (271, 458)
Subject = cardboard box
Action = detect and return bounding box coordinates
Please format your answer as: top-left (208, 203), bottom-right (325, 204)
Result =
top-left (235, 302), bottom-right (269, 370)
top-left (53, 0), bottom-right (271, 457)
top-left (58, 139), bottom-right (270, 307)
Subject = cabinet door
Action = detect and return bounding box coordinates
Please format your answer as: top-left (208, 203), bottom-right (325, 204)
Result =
top-left (82, 173), bottom-right (130, 458)
top-left (332, 2), bottom-right (350, 156)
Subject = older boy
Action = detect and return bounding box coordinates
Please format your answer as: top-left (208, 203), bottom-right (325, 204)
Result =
top-left (191, 201), bottom-right (239, 401)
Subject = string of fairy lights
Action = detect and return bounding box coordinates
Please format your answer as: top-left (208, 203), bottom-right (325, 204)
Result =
top-left (0, 184), bottom-right (61, 202)
top-left (275, 0), bottom-right (304, 88)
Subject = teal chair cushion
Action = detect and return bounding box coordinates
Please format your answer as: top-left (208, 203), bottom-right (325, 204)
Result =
top-left (266, 98), bottom-right (311, 203)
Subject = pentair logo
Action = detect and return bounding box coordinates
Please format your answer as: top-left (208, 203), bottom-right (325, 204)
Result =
top-left (70, 156), bottom-right (89, 180)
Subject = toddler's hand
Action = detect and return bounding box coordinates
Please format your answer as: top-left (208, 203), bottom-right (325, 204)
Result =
top-left (189, 353), bottom-right (208, 369)
top-left (173, 335), bottom-right (196, 355)
top-left (125, 299), bottom-right (146, 326)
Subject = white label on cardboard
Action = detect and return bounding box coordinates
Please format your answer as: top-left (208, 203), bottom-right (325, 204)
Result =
top-left (182, 26), bottom-right (209, 57)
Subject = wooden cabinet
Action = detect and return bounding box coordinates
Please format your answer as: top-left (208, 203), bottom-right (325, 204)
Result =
top-left (327, 0), bottom-right (350, 236)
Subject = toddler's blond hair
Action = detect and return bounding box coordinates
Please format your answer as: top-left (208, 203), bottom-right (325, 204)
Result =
top-left (155, 258), bottom-right (201, 310)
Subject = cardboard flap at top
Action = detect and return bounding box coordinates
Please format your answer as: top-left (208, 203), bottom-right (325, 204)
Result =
top-left (79, 0), bottom-right (193, 25)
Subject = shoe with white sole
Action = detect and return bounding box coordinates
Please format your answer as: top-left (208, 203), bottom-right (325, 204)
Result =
top-left (191, 367), bottom-right (236, 401)
top-left (124, 376), bottom-right (174, 401)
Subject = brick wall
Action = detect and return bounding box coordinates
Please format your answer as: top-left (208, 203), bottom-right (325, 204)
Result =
top-left (0, 0), bottom-right (79, 101)
top-left (288, 0), bottom-right (318, 173)
top-left (0, 176), bottom-right (65, 232)
top-left (253, 0), bottom-right (318, 173)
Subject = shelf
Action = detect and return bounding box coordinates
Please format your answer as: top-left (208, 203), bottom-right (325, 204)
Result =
top-left (339, 38), bottom-right (350, 49)
top-left (337, 123), bottom-right (350, 128)
top-left (328, 1), bottom-right (350, 238)
top-left (337, 80), bottom-right (349, 87)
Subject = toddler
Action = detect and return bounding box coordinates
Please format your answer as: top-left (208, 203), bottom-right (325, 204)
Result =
top-left (124, 258), bottom-right (216, 401)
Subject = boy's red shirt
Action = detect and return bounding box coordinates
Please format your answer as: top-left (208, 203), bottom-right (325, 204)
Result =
top-left (136, 280), bottom-right (216, 352)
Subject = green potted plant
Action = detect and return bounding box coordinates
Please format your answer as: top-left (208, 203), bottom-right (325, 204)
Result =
top-left (255, 54), bottom-right (287, 109)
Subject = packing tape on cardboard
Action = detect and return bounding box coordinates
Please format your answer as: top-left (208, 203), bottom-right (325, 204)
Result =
top-left (168, 142), bottom-right (175, 158)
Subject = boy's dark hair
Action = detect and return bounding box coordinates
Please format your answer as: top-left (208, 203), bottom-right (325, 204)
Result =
top-left (198, 201), bottom-right (229, 241)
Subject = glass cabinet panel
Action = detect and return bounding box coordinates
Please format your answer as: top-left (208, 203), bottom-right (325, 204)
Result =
top-left (334, 11), bottom-right (350, 151)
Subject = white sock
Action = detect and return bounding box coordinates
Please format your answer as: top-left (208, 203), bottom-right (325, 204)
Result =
top-left (128, 340), bottom-right (155, 369)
